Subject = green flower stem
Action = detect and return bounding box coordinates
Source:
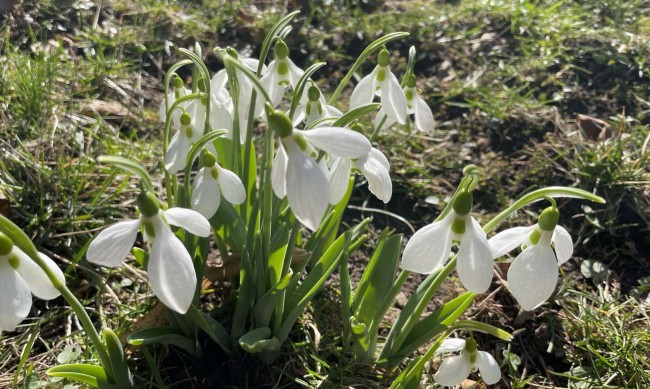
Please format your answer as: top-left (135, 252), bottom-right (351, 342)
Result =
top-left (179, 48), bottom-right (212, 134)
top-left (483, 186), bottom-right (605, 233)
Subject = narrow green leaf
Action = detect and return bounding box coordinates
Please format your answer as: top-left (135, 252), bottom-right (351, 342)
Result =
top-left (48, 364), bottom-right (109, 388)
top-left (331, 103), bottom-right (381, 127)
top-left (96, 156), bottom-right (154, 191)
top-left (253, 270), bottom-right (294, 328)
top-left (451, 320), bottom-right (513, 341)
top-left (238, 328), bottom-right (281, 354)
top-left (102, 329), bottom-right (133, 387)
top-left (126, 327), bottom-right (196, 355)
top-left (186, 305), bottom-right (233, 356)
top-left (210, 201), bottom-right (247, 254)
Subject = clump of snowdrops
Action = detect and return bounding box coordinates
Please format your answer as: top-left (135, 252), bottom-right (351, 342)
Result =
top-left (0, 12), bottom-right (604, 388)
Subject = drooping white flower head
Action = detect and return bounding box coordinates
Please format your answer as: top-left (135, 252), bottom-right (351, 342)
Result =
top-left (86, 192), bottom-right (211, 314)
top-left (373, 74), bottom-right (435, 134)
top-left (261, 39), bottom-right (305, 107)
top-left (159, 74), bottom-right (190, 128)
top-left (191, 150), bottom-right (246, 219)
top-left (268, 108), bottom-right (371, 231)
top-left (293, 83), bottom-right (343, 127)
top-left (165, 110), bottom-right (203, 174)
top-left (433, 337), bottom-right (501, 386)
top-left (401, 190), bottom-right (494, 293)
top-left (0, 233), bottom-right (65, 332)
top-left (328, 141), bottom-right (392, 205)
top-left (489, 206), bottom-right (573, 310)
top-left (350, 47), bottom-right (407, 125)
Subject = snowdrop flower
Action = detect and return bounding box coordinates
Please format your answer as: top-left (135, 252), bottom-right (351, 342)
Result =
top-left (489, 206), bottom-right (573, 310)
top-left (328, 124), bottom-right (391, 204)
top-left (261, 39), bottom-right (304, 107)
top-left (165, 110), bottom-right (202, 174)
top-left (294, 83), bottom-right (343, 127)
top-left (373, 75), bottom-right (435, 134)
top-left (268, 108), bottom-right (371, 231)
top-left (191, 150), bottom-right (246, 219)
top-left (87, 192), bottom-right (210, 314)
top-left (350, 47), bottom-right (407, 125)
top-left (159, 74), bottom-right (189, 127)
top-left (0, 233), bottom-right (65, 332)
top-left (433, 336), bottom-right (501, 386)
top-left (401, 190), bottom-right (494, 293)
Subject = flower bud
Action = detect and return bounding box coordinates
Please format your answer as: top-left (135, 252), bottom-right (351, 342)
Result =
top-left (137, 192), bottom-right (160, 218)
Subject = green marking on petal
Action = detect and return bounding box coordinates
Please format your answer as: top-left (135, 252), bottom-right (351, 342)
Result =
top-left (210, 166), bottom-right (219, 180)
top-left (277, 61), bottom-right (289, 76)
top-left (294, 133), bottom-right (309, 152)
top-left (143, 220), bottom-right (156, 240)
top-left (7, 253), bottom-right (19, 269)
top-left (376, 68), bottom-right (386, 82)
top-left (529, 227), bottom-right (542, 245)
top-left (451, 216), bottom-right (466, 235)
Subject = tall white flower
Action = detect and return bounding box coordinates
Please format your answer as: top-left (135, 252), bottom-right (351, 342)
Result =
top-left (433, 337), bottom-right (501, 386)
top-left (373, 74), bottom-right (435, 134)
top-left (489, 206), bottom-right (573, 310)
top-left (401, 190), bottom-right (494, 293)
top-left (261, 39), bottom-right (304, 107)
top-left (87, 192), bottom-right (211, 314)
top-left (293, 83), bottom-right (343, 127)
top-left (350, 47), bottom-right (407, 125)
top-left (191, 151), bottom-right (246, 219)
top-left (165, 110), bottom-right (202, 174)
top-left (268, 109), bottom-right (371, 231)
top-left (159, 74), bottom-right (189, 128)
top-left (328, 146), bottom-right (392, 204)
top-left (0, 233), bottom-right (65, 332)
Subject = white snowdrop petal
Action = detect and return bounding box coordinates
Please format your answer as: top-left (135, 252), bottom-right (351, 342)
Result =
top-left (435, 338), bottom-right (466, 354)
top-left (165, 131), bottom-right (190, 173)
top-left (476, 351), bottom-right (501, 385)
top-left (210, 69), bottom-right (229, 99)
top-left (402, 214), bottom-right (454, 274)
top-left (381, 70), bottom-right (407, 125)
top-left (326, 105), bottom-right (343, 118)
top-left (327, 157), bottom-right (351, 205)
top-left (368, 147), bottom-right (390, 171)
top-left (272, 144), bottom-right (288, 199)
top-left (217, 165), bottom-right (246, 205)
top-left (350, 70), bottom-right (377, 109)
top-left (208, 98), bottom-right (233, 136)
top-left (359, 150), bottom-right (392, 203)
top-left (552, 225), bottom-right (573, 265)
top-left (0, 261), bottom-right (32, 332)
top-left (191, 168), bottom-right (221, 219)
top-left (508, 245), bottom-right (559, 310)
top-left (286, 149), bottom-right (330, 231)
top-left (433, 352), bottom-right (472, 387)
top-left (87, 219), bottom-right (140, 267)
top-left (147, 225), bottom-right (196, 314)
top-left (457, 217), bottom-right (494, 293)
top-left (300, 127), bottom-right (371, 158)
top-left (288, 59), bottom-right (305, 87)
top-left (488, 226), bottom-right (536, 259)
top-left (186, 100), bottom-right (206, 142)
top-left (15, 249), bottom-right (63, 300)
top-left (163, 208), bottom-right (211, 237)
top-left (414, 94), bottom-right (435, 134)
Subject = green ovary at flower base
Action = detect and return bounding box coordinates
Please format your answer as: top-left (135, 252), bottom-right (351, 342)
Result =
top-left (0, 233), bottom-right (65, 332)
top-left (86, 191), bottom-right (211, 314)
top-left (489, 204), bottom-right (574, 310)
